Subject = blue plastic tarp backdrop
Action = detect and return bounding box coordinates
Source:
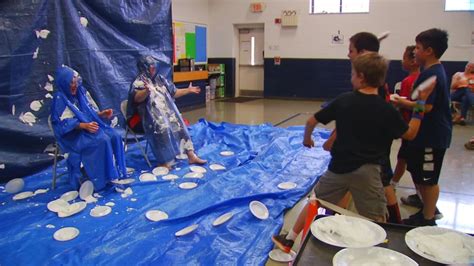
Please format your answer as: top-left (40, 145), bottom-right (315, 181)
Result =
top-left (0, 0), bottom-right (173, 181)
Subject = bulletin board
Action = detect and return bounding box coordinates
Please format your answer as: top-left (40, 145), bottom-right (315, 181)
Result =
top-left (173, 21), bottom-right (207, 64)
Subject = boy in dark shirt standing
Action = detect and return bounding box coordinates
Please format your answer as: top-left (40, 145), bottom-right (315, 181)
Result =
top-left (393, 29), bottom-right (451, 226)
top-left (272, 52), bottom-right (435, 253)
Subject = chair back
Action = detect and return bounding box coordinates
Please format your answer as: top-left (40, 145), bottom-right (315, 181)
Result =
top-left (120, 100), bottom-right (128, 117)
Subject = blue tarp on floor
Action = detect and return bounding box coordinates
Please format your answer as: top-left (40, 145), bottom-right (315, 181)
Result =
top-left (0, 120), bottom-right (331, 265)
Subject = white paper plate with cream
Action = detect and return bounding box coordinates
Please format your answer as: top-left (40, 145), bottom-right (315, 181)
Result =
top-left (249, 201), bottom-right (269, 220)
top-left (311, 215), bottom-right (386, 248)
top-left (405, 226), bottom-right (474, 264)
top-left (333, 247), bottom-right (417, 266)
top-left (145, 210), bottom-right (169, 222)
top-left (175, 224), bottom-right (198, 237)
top-left (53, 227), bottom-right (79, 241)
top-left (212, 212), bottom-right (234, 226)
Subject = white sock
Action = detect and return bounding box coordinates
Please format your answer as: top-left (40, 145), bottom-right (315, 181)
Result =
top-left (286, 230), bottom-right (297, 241)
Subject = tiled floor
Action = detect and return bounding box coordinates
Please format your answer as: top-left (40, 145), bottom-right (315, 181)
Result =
top-left (183, 98), bottom-right (474, 263)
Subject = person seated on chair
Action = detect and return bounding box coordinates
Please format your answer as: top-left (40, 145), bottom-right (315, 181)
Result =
top-left (451, 61), bottom-right (474, 125)
top-left (50, 66), bottom-right (127, 190)
top-left (127, 55), bottom-right (206, 169)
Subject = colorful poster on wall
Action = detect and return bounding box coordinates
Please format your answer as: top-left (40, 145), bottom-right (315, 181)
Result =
top-left (173, 21), bottom-right (207, 64)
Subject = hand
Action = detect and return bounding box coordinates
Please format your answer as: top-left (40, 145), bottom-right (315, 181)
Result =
top-left (99, 109), bottom-right (113, 119)
top-left (81, 122), bottom-right (99, 133)
top-left (303, 138), bottom-right (315, 148)
top-left (188, 82), bottom-right (201, 94)
top-left (418, 78), bottom-right (436, 101)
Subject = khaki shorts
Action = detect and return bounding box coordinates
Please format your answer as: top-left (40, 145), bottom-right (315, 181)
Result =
top-left (314, 164), bottom-right (387, 219)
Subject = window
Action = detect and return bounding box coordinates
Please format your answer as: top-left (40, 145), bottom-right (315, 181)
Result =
top-left (445, 0), bottom-right (474, 11)
top-left (309, 0), bottom-right (370, 14)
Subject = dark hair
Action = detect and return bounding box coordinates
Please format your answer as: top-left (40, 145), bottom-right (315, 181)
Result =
top-left (349, 32), bottom-right (380, 53)
top-left (415, 28), bottom-right (448, 59)
top-left (352, 52), bottom-right (388, 88)
top-left (405, 45), bottom-right (416, 59)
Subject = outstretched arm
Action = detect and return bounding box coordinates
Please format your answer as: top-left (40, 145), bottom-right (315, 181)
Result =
top-left (174, 82), bottom-right (201, 98)
top-left (303, 116), bottom-right (319, 148)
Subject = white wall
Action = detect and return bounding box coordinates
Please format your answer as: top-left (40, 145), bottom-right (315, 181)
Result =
top-left (207, 0), bottom-right (473, 61)
top-left (172, 0), bottom-right (209, 25)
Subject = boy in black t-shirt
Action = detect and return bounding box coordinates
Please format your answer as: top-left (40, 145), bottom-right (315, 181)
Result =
top-left (272, 52), bottom-right (435, 253)
top-left (392, 29), bottom-right (451, 226)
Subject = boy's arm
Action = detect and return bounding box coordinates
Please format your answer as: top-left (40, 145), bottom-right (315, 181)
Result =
top-left (401, 78), bottom-right (436, 140)
top-left (303, 116), bottom-right (319, 147)
top-left (394, 98), bottom-right (433, 113)
top-left (323, 130), bottom-right (336, 151)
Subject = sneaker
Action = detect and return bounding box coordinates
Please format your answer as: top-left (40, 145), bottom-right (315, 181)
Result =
top-left (403, 215), bottom-right (437, 226)
top-left (400, 194), bottom-right (423, 208)
top-left (409, 208), bottom-right (443, 220)
top-left (434, 207), bottom-right (443, 220)
top-left (272, 234), bottom-right (294, 253)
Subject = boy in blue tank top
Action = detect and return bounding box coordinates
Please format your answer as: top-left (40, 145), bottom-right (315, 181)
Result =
top-left (394, 28), bottom-right (452, 226)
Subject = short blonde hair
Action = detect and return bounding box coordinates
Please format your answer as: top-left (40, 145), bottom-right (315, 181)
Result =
top-left (352, 52), bottom-right (388, 88)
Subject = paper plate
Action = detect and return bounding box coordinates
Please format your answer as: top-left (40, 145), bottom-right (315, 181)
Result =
top-left (190, 166), bottom-right (206, 173)
top-left (105, 202), bottom-right (115, 207)
top-left (139, 173), bottom-right (157, 182)
top-left (126, 167), bottom-right (135, 174)
top-left (60, 191), bottom-right (79, 202)
top-left (277, 182), bottom-right (297, 190)
top-left (268, 249), bottom-right (297, 263)
top-left (111, 178), bottom-right (135, 185)
top-left (183, 172), bottom-right (204, 179)
top-left (179, 182), bottom-right (198, 190)
top-left (90, 205), bottom-right (112, 218)
top-left (53, 227), bottom-right (79, 241)
top-left (47, 199), bottom-right (69, 213)
top-left (249, 201), bottom-right (269, 220)
top-left (175, 224), bottom-right (198, 237)
top-left (152, 166), bottom-right (169, 176)
top-left (85, 195), bottom-right (98, 204)
top-left (411, 75), bottom-right (437, 100)
top-left (220, 151), bottom-right (234, 156)
top-left (34, 188), bottom-right (49, 195)
top-left (145, 210), bottom-right (169, 222)
top-left (79, 181), bottom-right (94, 200)
top-left (209, 164), bottom-right (226, 171)
top-left (175, 154), bottom-right (188, 160)
top-left (58, 201), bottom-right (87, 218)
top-left (310, 215), bottom-right (386, 248)
top-left (405, 226), bottom-right (474, 264)
top-left (5, 178), bottom-right (25, 194)
top-left (377, 30), bottom-right (390, 40)
top-left (162, 174), bottom-right (179, 181)
top-left (333, 247), bottom-right (418, 266)
top-left (12, 191), bottom-right (34, 201)
top-left (212, 212), bottom-right (234, 226)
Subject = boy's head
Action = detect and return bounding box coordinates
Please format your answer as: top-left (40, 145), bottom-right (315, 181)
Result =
top-left (414, 28), bottom-right (448, 64)
top-left (351, 52), bottom-right (388, 90)
top-left (348, 32), bottom-right (380, 61)
top-left (402, 45), bottom-right (419, 72)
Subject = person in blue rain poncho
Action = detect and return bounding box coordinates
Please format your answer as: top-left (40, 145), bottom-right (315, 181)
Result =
top-left (51, 66), bottom-right (127, 190)
top-left (127, 55), bottom-right (206, 168)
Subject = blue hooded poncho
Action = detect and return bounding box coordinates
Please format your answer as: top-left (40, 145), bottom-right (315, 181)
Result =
top-left (50, 66), bottom-right (127, 190)
top-left (127, 56), bottom-right (195, 165)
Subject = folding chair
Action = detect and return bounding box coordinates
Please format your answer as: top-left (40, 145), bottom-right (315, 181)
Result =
top-left (120, 100), bottom-right (152, 167)
top-left (47, 115), bottom-right (67, 189)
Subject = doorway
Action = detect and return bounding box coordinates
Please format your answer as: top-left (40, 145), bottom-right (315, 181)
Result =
top-left (237, 27), bottom-right (264, 97)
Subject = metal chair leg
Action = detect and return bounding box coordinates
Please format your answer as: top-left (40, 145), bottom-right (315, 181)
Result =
top-left (52, 145), bottom-right (58, 189)
top-left (130, 128), bottom-right (152, 168)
